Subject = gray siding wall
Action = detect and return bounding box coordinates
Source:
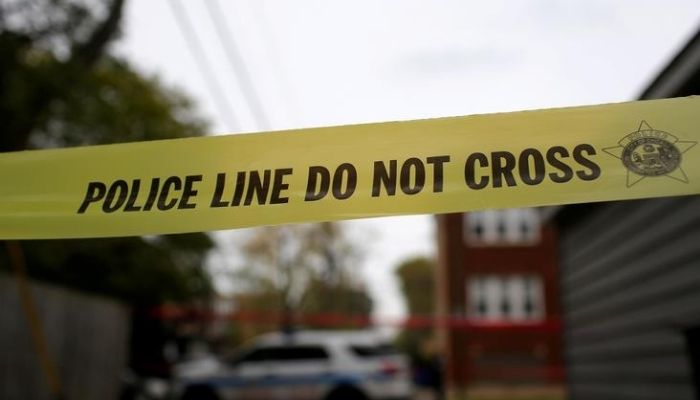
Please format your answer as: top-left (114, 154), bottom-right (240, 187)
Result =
top-left (0, 275), bottom-right (130, 400)
top-left (560, 196), bottom-right (700, 400)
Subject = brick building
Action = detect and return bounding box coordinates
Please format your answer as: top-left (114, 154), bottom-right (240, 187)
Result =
top-left (436, 208), bottom-right (564, 398)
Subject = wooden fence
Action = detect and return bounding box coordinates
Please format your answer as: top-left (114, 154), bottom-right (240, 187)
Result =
top-left (0, 274), bottom-right (130, 400)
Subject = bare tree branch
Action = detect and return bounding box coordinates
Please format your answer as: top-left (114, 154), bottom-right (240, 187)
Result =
top-left (70, 0), bottom-right (125, 67)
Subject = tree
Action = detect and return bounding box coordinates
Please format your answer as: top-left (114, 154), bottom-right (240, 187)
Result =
top-left (0, 3), bottom-right (223, 389)
top-left (235, 223), bottom-right (365, 310)
top-left (395, 256), bottom-right (436, 360)
top-left (396, 256), bottom-right (435, 315)
top-left (33, 57), bottom-right (207, 148)
top-left (0, 0), bottom-right (214, 306)
top-left (297, 276), bottom-right (372, 325)
top-left (228, 222), bottom-right (372, 343)
top-left (0, 55), bottom-right (215, 305)
top-left (19, 234), bottom-right (213, 305)
top-left (0, 0), bottom-right (127, 151)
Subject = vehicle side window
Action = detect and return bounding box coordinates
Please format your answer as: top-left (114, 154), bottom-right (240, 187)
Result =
top-left (349, 343), bottom-right (398, 357)
top-left (266, 345), bottom-right (329, 362)
top-left (235, 347), bottom-right (269, 364)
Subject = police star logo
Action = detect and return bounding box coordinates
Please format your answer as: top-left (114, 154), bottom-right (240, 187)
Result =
top-left (603, 121), bottom-right (697, 187)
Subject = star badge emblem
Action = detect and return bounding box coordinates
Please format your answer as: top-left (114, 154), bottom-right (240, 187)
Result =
top-left (603, 121), bottom-right (697, 187)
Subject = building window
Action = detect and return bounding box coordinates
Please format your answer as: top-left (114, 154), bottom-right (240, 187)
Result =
top-left (464, 208), bottom-right (541, 246)
top-left (467, 274), bottom-right (544, 322)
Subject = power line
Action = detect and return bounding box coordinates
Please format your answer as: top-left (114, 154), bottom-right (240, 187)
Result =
top-left (203, 0), bottom-right (271, 131)
top-left (168, 0), bottom-right (240, 132)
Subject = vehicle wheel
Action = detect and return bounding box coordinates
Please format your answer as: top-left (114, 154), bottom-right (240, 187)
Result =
top-left (324, 385), bottom-right (368, 400)
top-left (182, 385), bottom-right (219, 400)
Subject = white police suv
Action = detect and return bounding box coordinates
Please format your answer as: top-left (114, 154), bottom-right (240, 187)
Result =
top-left (173, 330), bottom-right (412, 400)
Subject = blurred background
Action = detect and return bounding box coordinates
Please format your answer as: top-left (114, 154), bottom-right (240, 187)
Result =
top-left (1, 1), bottom-right (700, 400)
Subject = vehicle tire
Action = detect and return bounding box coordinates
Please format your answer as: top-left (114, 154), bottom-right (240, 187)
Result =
top-left (324, 385), bottom-right (368, 400)
top-left (181, 385), bottom-right (219, 400)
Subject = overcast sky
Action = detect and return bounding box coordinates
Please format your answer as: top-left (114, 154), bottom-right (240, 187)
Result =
top-left (116, 1), bottom-right (700, 319)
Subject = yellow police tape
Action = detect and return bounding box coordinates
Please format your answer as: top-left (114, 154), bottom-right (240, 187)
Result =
top-left (1, 97), bottom-right (699, 239)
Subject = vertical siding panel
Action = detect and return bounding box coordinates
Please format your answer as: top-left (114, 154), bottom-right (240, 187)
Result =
top-left (560, 197), bottom-right (700, 400)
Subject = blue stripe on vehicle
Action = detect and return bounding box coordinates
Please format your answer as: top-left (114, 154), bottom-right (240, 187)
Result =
top-left (184, 371), bottom-right (394, 389)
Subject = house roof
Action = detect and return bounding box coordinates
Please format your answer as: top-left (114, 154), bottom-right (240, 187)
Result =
top-left (556, 27), bottom-right (700, 228)
top-left (640, 28), bottom-right (700, 99)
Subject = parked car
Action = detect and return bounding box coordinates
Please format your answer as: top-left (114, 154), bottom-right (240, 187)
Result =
top-left (172, 330), bottom-right (412, 400)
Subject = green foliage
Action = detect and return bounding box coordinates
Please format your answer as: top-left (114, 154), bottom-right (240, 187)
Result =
top-left (0, 0), bottom-right (214, 306)
top-left (394, 256), bottom-right (436, 359)
top-left (6, 57), bottom-right (215, 305)
top-left (10, 58), bottom-right (214, 304)
top-left (234, 223), bottom-right (365, 310)
top-left (1, 0), bottom-right (120, 51)
top-left (396, 256), bottom-right (436, 315)
top-left (0, 0), bottom-right (127, 151)
top-left (33, 58), bottom-right (208, 147)
top-left (226, 222), bottom-right (372, 344)
top-left (15, 234), bottom-right (213, 306)
top-left (298, 276), bottom-right (373, 321)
